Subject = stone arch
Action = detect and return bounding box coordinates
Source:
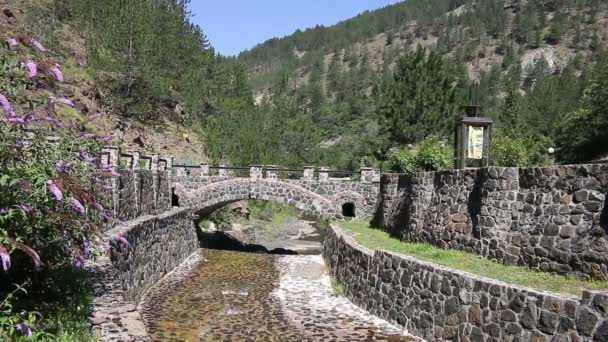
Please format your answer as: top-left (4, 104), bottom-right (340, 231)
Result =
top-left (174, 179), bottom-right (340, 219)
top-left (331, 191), bottom-right (367, 219)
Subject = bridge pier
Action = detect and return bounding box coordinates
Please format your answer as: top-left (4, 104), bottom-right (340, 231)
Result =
top-left (250, 165), bottom-right (263, 179)
top-left (303, 166), bottom-right (315, 180)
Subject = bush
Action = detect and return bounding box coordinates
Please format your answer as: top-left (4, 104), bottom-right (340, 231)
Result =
top-left (492, 133), bottom-right (530, 167)
top-left (1, 36), bottom-right (113, 340)
top-left (386, 136), bottom-right (453, 173)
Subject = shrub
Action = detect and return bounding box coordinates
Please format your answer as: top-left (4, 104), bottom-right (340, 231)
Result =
top-left (1, 36), bottom-right (115, 340)
top-left (492, 132), bottom-right (530, 167)
top-left (386, 136), bottom-right (453, 173)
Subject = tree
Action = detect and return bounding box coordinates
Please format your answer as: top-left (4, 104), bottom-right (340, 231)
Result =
top-left (556, 62), bottom-right (608, 162)
top-left (376, 46), bottom-right (458, 152)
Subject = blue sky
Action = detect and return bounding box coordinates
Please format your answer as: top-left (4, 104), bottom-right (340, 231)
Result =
top-left (189, 0), bottom-right (403, 56)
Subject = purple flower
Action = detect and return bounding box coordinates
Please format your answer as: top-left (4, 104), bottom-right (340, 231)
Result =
top-left (20, 205), bottom-right (32, 214)
top-left (56, 160), bottom-right (69, 174)
top-left (14, 141), bottom-right (24, 149)
top-left (49, 64), bottom-right (64, 82)
top-left (0, 208), bottom-right (8, 215)
top-left (102, 210), bottom-right (113, 220)
top-left (86, 157), bottom-right (99, 165)
top-left (7, 38), bottom-right (19, 47)
top-left (101, 164), bottom-right (112, 171)
top-left (115, 235), bottom-right (130, 248)
top-left (0, 93), bottom-right (15, 116)
top-left (102, 185), bottom-right (113, 192)
top-left (102, 243), bottom-right (112, 250)
top-left (120, 222), bottom-right (129, 228)
top-left (110, 171), bottom-right (121, 177)
top-left (83, 239), bottom-right (91, 258)
top-left (101, 133), bottom-right (116, 142)
top-left (71, 198), bottom-right (86, 216)
top-left (7, 116), bottom-right (25, 124)
top-left (47, 180), bottom-right (63, 202)
top-left (73, 255), bottom-right (85, 269)
top-left (14, 323), bottom-right (33, 338)
top-left (30, 38), bottom-right (46, 52)
top-left (0, 246), bottom-right (10, 272)
top-left (50, 96), bottom-right (74, 107)
top-left (94, 177), bottom-right (103, 184)
top-left (43, 116), bottom-right (62, 127)
top-left (23, 60), bottom-right (37, 78)
top-left (81, 133), bottom-right (96, 139)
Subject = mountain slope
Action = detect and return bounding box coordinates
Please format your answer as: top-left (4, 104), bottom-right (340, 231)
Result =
top-left (1, 0), bottom-right (255, 162)
top-left (239, 0), bottom-right (608, 100)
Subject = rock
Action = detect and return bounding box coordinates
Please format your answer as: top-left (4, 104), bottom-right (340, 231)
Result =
top-left (594, 321), bottom-right (608, 341)
top-left (576, 307), bottom-right (599, 337)
top-left (445, 297), bottom-right (460, 315)
top-left (574, 190), bottom-right (589, 203)
top-left (520, 301), bottom-right (538, 329)
top-left (539, 310), bottom-right (559, 334)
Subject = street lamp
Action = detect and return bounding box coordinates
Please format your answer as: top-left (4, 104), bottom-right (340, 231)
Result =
top-left (454, 84), bottom-right (494, 169)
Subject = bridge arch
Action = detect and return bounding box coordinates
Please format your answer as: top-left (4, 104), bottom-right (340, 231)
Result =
top-left (174, 179), bottom-right (343, 219)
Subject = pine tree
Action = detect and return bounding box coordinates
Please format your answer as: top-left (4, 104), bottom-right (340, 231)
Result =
top-left (376, 46), bottom-right (458, 150)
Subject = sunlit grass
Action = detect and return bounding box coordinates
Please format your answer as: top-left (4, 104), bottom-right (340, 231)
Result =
top-left (339, 222), bottom-right (608, 296)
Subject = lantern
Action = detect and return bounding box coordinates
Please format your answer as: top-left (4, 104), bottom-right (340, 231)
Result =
top-left (454, 84), bottom-right (494, 169)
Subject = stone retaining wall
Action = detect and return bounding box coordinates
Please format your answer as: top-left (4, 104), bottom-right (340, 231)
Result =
top-left (375, 165), bottom-right (608, 280)
top-left (88, 208), bottom-right (198, 341)
top-left (323, 226), bottom-right (608, 341)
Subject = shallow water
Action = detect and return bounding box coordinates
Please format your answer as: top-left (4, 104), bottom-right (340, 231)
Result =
top-left (142, 250), bottom-right (416, 342)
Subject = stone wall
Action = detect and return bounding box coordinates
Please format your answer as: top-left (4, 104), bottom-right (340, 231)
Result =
top-left (113, 170), bottom-right (172, 223)
top-left (89, 209), bottom-right (198, 340)
top-left (323, 226), bottom-right (608, 341)
top-left (377, 165), bottom-right (608, 280)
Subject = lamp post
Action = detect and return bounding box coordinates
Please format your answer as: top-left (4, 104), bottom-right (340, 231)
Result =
top-left (548, 147), bottom-right (556, 165)
top-left (454, 83), bottom-right (494, 169)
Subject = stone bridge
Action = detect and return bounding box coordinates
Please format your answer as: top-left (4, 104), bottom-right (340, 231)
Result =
top-left (172, 165), bottom-right (381, 220)
top-left (100, 147), bottom-right (381, 221)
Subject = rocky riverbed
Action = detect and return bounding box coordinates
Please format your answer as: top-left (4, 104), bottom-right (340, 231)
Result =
top-left (140, 249), bottom-right (417, 341)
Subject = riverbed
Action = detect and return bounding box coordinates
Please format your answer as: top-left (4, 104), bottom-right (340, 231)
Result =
top-left (140, 249), bottom-right (416, 341)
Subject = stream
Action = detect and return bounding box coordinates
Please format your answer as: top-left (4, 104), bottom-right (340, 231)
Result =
top-left (141, 249), bottom-right (417, 341)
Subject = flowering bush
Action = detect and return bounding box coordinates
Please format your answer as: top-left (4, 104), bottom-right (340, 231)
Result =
top-left (0, 35), bottom-right (114, 340)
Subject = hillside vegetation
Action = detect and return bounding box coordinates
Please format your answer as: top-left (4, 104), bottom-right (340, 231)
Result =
top-left (239, 0), bottom-right (608, 168)
top-left (1, 0), bottom-right (255, 162)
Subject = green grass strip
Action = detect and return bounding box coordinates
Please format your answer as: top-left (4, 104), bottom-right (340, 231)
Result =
top-left (339, 222), bottom-right (608, 296)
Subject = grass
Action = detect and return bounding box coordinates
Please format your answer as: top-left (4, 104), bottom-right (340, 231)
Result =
top-left (339, 222), bottom-right (608, 296)
top-left (249, 200), bottom-right (299, 226)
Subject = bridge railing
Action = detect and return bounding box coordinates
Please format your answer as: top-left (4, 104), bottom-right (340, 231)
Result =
top-left (164, 159), bottom-right (382, 183)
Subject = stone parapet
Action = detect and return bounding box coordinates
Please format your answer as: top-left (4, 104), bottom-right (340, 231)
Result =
top-left (323, 226), bottom-right (608, 341)
top-left (88, 209), bottom-right (198, 341)
top-left (379, 165), bottom-right (608, 280)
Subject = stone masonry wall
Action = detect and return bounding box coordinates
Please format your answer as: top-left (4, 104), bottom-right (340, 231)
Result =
top-left (378, 165), bottom-right (608, 280)
top-left (324, 226), bottom-right (608, 341)
top-left (114, 170), bottom-right (172, 223)
top-left (88, 208), bottom-right (198, 341)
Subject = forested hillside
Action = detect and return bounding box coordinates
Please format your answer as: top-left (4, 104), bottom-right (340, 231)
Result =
top-left (1, 0), bottom-right (254, 161)
top-left (3, 0), bottom-right (607, 169)
top-left (238, 0), bottom-right (608, 169)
